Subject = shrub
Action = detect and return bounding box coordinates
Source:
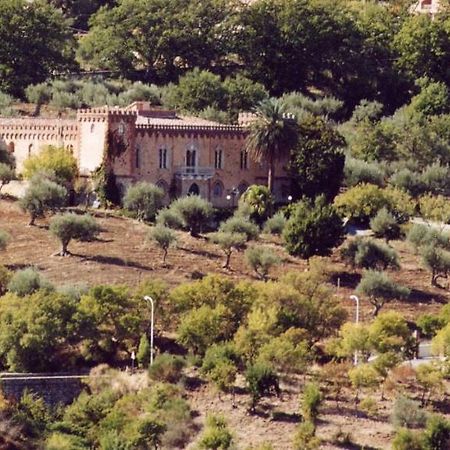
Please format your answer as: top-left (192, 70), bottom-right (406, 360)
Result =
top-left (419, 194), bottom-right (450, 224)
top-left (421, 244), bottom-right (450, 286)
top-left (423, 415), bottom-right (450, 450)
top-left (301, 383), bottom-right (322, 424)
top-left (49, 213), bottom-right (99, 256)
top-left (198, 414), bottom-right (234, 450)
top-left (123, 182), bottom-right (164, 222)
top-left (149, 226), bottom-right (177, 264)
top-left (156, 207), bottom-right (184, 229)
top-left (209, 231), bottom-right (246, 269)
top-left (389, 168), bottom-right (425, 197)
top-left (263, 212), bottom-right (286, 235)
top-left (245, 246), bottom-right (280, 280)
top-left (148, 353), bottom-right (186, 383)
top-left (136, 334), bottom-right (151, 368)
top-left (0, 265), bottom-right (11, 295)
top-left (170, 195), bottom-right (213, 237)
top-left (245, 363), bottom-right (280, 411)
top-left (219, 216), bottom-right (259, 241)
top-left (283, 195), bottom-right (344, 259)
top-left (0, 162), bottom-right (15, 194)
top-left (7, 268), bottom-right (53, 297)
top-left (344, 157), bottom-right (384, 187)
top-left (420, 162), bottom-right (450, 196)
top-left (22, 146), bottom-right (78, 185)
top-left (391, 396), bottom-right (427, 429)
top-left (0, 229), bottom-right (9, 251)
top-left (292, 421), bottom-right (320, 450)
top-left (19, 176), bottom-right (67, 225)
top-left (417, 314), bottom-right (444, 339)
top-left (239, 185), bottom-right (274, 224)
top-left (407, 224), bottom-right (448, 252)
top-left (392, 428), bottom-right (424, 450)
top-left (370, 207), bottom-right (401, 242)
top-left (348, 364), bottom-right (380, 400)
top-left (341, 237), bottom-right (400, 270)
top-left (356, 270), bottom-right (410, 316)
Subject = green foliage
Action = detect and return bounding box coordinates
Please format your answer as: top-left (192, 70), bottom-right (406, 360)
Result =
top-left (420, 163), bottom-right (450, 197)
top-left (0, 265), bottom-right (12, 296)
top-left (417, 314), bottom-right (444, 339)
top-left (149, 225), bottom-right (177, 263)
top-left (283, 195), bottom-right (344, 259)
top-left (335, 322), bottom-right (372, 362)
top-left (421, 244), bottom-right (450, 286)
top-left (344, 157), bottom-right (385, 188)
top-left (123, 182), bottom-right (164, 222)
top-left (136, 334), bottom-right (151, 368)
top-left (219, 216), bottom-right (259, 241)
top-left (198, 414), bottom-right (234, 450)
top-left (419, 194), bottom-right (450, 224)
top-left (19, 175), bottom-right (67, 225)
top-left (245, 363), bottom-right (280, 411)
top-left (92, 165), bottom-right (121, 207)
top-left (292, 420), bottom-right (320, 450)
top-left (370, 208), bottom-right (401, 242)
top-left (49, 213), bottom-right (99, 255)
top-left (432, 323), bottom-right (450, 357)
top-left (156, 207), bottom-right (185, 229)
top-left (148, 353), bottom-right (186, 383)
top-left (289, 114), bottom-right (345, 200)
top-left (239, 185), bottom-right (274, 224)
top-left (0, 229), bottom-right (10, 251)
top-left (23, 146), bottom-right (78, 185)
top-left (0, 162), bottom-right (15, 193)
top-left (209, 231), bottom-right (246, 269)
top-left (341, 237), bottom-right (400, 270)
top-left (356, 270), bottom-right (410, 316)
top-left (245, 246), bottom-right (280, 280)
top-left (423, 415), bottom-right (450, 450)
top-left (391, 396), bottom-right (427, 429)
top-left (263, 212), bottom-right (286, 235)
top-left (7, 268), bottom-right (53, 297)
top-left (407, 224), bottom-right (450, 252)
top-left (392, 428), bottom-right (424, 450)
top-left (301, 383), bottom-right (322, 424)
top-left (170, 195), bottom-right (213, 237)
top-left (389, 168), bottom-right (424, 197)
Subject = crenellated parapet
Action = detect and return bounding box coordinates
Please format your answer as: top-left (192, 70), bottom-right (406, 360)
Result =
top-left (135, 123), bottom-right (247, 139)
top-left (77, 107), bottom-right (137, 123)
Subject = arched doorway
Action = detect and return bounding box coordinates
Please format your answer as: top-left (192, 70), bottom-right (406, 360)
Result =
top-left (188, 183), bottom-right (200, 196)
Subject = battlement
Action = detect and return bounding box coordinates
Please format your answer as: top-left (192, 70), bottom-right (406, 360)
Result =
top-left (135, 123), bottom-right (245, 135)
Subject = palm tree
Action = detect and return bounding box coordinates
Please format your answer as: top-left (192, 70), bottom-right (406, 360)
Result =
top-left (245, 98), bottom-right (298, 193)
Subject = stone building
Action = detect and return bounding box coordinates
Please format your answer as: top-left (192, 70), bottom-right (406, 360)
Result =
top-left (0, 102), bottom-right (291, 206)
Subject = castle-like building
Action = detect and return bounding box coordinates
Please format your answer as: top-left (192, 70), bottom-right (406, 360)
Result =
top-left (0, 102), bottom-right (290, 206)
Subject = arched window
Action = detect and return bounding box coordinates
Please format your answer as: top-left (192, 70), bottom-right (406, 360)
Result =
top-left (135, 146), bottom-right (141, 169)
top-left (213, 181), bottom-right (223, 197)
top-left (214, 148), bottom-right (223, 169)
top-left (28, 143), bottom-right (33, 156)
top-left (7, 142), bottom-right (14, 153)
top-left (240, 149), bottom-right (248, 170)
top-left (186, 149), bottom-right (196, 167)
top-left (67, 144), bottom-right (74, 154)
top-left (188, 183), bottom-right (200, 196)
top-left (159, 148), bottom-right (168, 169)
top-left (118, 122), bottom-right (125, 135)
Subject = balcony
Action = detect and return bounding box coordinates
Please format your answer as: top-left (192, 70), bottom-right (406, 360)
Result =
top-left (174, 166), bottom-right (215, 180)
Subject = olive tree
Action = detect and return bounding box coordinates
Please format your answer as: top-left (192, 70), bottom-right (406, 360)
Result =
top-left (209, 231), bottom-right (246, 269)
top-left (170, 195), bottom-right (213, 237)
top-left (149, 225), bottom-right (177, 264)
top-left (421, 244), bottom-right (450, 287)
top-left (356, 270), bottom-right (410, 316)
top-left (123, 182), bottom-right (164, 222)
top-left (370, 207), bottom-right (401, 243)
top-left (245, 246), bottom-right (280, 280)
top-left (49, 213), bottom-right (99, 256)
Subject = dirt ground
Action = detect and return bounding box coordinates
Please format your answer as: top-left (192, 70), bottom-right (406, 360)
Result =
top-left (1, 198), bottom-right (450, 449)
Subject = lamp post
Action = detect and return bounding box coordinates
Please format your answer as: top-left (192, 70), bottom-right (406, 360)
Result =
top-left (143, 295), bottom-right (155, 366)
top-left (287, 195), bottom-right (293, 202)
top-left (350, 295), bottom-right (360, 365)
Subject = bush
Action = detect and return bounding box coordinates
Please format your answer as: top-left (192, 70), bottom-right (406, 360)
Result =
top-left (136, 334), bottom-right (151, 368)
top-left (170, 196), bottom-right (213, 237)
top-left (219, 216), bottom-right (259, 241)
top-left (7, 268), bottom-right (53, 297)
top-left (341, 237), bottom-right (400, 270)
top-left (344, 157), bottom-right (384, 187)
top-left (420, 162), bottom-right (450, 196)
top-left (49, 213), bottom-right (99, 256)
top-left (283, 195), bottom-right (344, 259)
top-left (370, 207), bottom-right (401, 242)
top-left (389, 168), bottom-right (425, 197)
top-left (22, 146), bottom-right (78, 185)
top-left (239, 185), bottom-right (274, 224)
top-left (356, 270), bottom-right (410, 316)
top-left (198, 414), bottom-right (234, 450)
top-left (391, 396), bottom-right (427, 429)
top-left (417, 314), bottom-right (444, 339)
top-left (123, 182), bottom-right (164, 222)
top-left (419, 194), bottom-right (450, 224)
top-left (148, 353), bottom-right (186, 383)
top-left (421, 244), bottom-right (450, 286)
top-left (392, 428), bottom-right (424, 450)
top-left (149, 226), bottom-right (177, 264)
top-left (0, 265), bottom-right (11, 295)
top-left (245, 246), bottom-right (280, 280)
top-left (245, 363), bottom-right (280, 411)
top-left (156, 207), bottom-right (184, 229)
top-left (407, 224), bottom-right (446, 252)
top-left (209, 231), bottom-right (246, 269)
top-left (423, 415), bottom-right (450, 450)
top-left (301, 383), bottom-right (322, 424)
top-left (263, 212), bottom-right (287, 235)
top-left (0, 162), bottom-right (15, 194)
top-left (292, 421), bottom-right (320, 450)
top-left (0, 229), bottom-right (9, 251)
top-left (19, 176), bottom-right (67, 225)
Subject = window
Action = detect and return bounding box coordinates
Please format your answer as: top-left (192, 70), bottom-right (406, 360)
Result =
top-left (118, 122), bottom-right (125, 135)
top-left (7, 142), bottom-right (14, 153)
top-left (186, 149), bottom-right (196, 167)
top-left (214, 149), bottom-right (223, 169)
top-left (240, 149), bottom-right (248, 170)
top-left (28, 143), bottom-right (33, 156)
top-left (213, 182), bottom-right (223, 197)
top-left (188, 183), bottom-right (200, 196)
top-left (135, 146), bottom-right (141, 169)
top-left (90, 123), bottom-right (95, 133)
top-left (159, 148), bottom-right (168, 169)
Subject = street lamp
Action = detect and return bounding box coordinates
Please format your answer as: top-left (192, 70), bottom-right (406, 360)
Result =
top-left (143, 296), bottom-right (155, 366)
top-left (287, 195), bottom-right (293, 202)
top-left (350, 295), bottom-right (360, 365)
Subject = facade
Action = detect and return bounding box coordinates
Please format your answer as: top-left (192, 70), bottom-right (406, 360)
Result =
top-left (410, 0), bottom-right (441, 15)
top-left (0, 102), bottom-right (291, 206)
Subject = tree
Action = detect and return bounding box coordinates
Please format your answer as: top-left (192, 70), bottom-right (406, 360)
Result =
top-left (7, 268), bottom-right (54, 297)
top-left (356, 270), bottom-right (410, 316)
top-left (245, 363), bottom-right (280, 412)
top-left (170, 195), bottom-right (213, 237)
top-left (123, 182), bottom-right (164, 222)
top-left (419, 194), bottom-right (450, 225)
top-left (301, 383), bottom-right (322, 425)
top-left (245, 246), bottom-right (280, 280)
top-left (136, 334), bottom-right (151, 368)
top-left (421, 244), bottom-right (450, 287)
top-left (289, 114), bottom-right (345, 200)
top-left (336, 322), bottom-right (372, 362)
top-left (49, 213), bottom-right (99, 256)
top-left (283, 195), bottom-right (344, 260)
top-left (219, 216), bottom-right (259, 241)
top-left (239, 185), bottom-right (274, 224)
top-left (0, 0), bottom-right (74, 96)
top-left (263, 211), bottom-right (286, 235)
top-left (423, 415), bottom-right (450, 450)
top-left (0, 163), bottom-right (15, 195)
top-left (19, 176), bottom-right (67, 225)
top-left (348, 364), bottom-right (380, 402)
top-left (149, 225), bottom-right (177, 264)
top-left (197, 415), bottom-right (234, 450)
top-left (209, 232), bottom-right (246, 269)
top-left (245, 98), bottom-right (298, 192)
top-left (370, 208), bottom-right (401, 242)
